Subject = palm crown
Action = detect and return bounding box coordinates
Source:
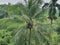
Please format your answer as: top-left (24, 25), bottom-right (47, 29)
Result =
top-left (20, 0), bottom-right (43, 29)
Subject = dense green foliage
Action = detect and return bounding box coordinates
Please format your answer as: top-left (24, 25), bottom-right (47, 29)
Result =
top-left (0, 0), bottom-right (60, 45)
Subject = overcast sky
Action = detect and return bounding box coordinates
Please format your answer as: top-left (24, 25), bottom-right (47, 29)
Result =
top-left (0, 0), bottom-right (60, 5)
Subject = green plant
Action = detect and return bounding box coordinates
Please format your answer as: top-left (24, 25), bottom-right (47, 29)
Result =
top-left (42, 0), bottom-right (60, 24)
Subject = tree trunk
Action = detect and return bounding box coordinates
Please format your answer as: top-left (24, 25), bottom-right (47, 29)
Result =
top-left (25, 38), bottom-right (26, 45)
top-left (29, 28), bottom-right (32, 45)
top-left (51, 19), bottom-right (53, 25)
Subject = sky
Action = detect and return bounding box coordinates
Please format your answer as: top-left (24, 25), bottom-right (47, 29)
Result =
top-left (0, 0), bottom-right (24, 4)
top-left (0, 0), bottom-right (60, 5)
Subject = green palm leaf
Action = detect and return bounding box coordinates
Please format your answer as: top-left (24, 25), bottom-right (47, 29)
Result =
top-left (56, 4), bottom-right (60, 16)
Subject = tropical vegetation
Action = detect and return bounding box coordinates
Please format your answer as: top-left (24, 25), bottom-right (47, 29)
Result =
top-left (0, 0), bottom-right (60, 45)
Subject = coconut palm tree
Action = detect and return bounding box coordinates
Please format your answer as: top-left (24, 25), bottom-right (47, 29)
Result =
top-left (11, 0), bottom-right (59, 45)
top-left (19, 1), bottom-right (42, 45)
top-left (42, 0), bottom-right (60, 24)
top-left (12, 0), bottom-right (52, 45)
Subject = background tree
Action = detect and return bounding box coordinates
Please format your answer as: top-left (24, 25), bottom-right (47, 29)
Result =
top-left (0, 10), bottom-right (8, 19)
top-left (42, 0), bottom-right (60, 24)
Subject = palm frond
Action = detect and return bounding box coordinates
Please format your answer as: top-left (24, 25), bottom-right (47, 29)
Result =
top-left (28, 0), bottom-right (42, 8)
top-left (20, 0), bottom-right (42, 18)
top-left (42, 3), bottom-right (49, 9)
top-left (52, 0), bottom-right (57, 4)
top-left (49, 7), bottom-right (56, 17)
top-left (32, 10), bottom-right (45, 19)
top-left (56, 4), bottom-right (60, 16)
